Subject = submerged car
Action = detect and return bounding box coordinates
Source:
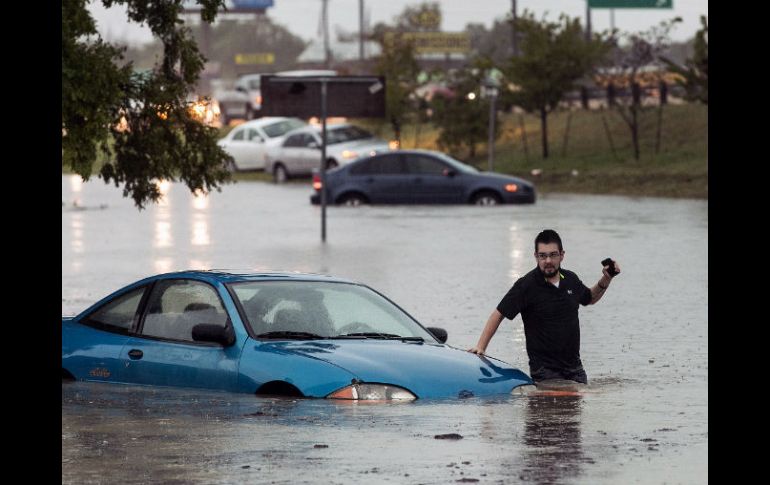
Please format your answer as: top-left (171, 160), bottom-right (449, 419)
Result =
top-left (62, 271), bottom-right (532, 400)
top-left (217, 117), bottom-right (306, 171)
top-left (310, 149), bottom-right (536, 206)
top-left (265, 124), bottom-right (390, 183)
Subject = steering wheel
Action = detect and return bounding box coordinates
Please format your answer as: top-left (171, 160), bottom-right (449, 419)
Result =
top-left (337, 321), bottom-right (375, 334)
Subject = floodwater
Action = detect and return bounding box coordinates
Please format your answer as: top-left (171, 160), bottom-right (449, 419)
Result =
top-left (62, 175), bottom-right (707, 484)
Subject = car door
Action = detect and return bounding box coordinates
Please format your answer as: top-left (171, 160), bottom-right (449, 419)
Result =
top-left (64, 286), bottom-right (149, 383)
top-left (349, 154), bottom-right (412, 203)
top-left (223, 127), bottom-right (249, 169)
top-left (240, 128), bottom-right (267, 170)
top-left (297, 133), bottom-right (323, 174)
top-left (119, 279), bottom-right (242, 391)
top-left (278, 133), bottom-right (306, 174)
top-left (404, 153), bottom-right (466, 203)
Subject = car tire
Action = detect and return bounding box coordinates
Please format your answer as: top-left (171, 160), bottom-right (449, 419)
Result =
top-left (226, 159), bottom-right (239, 173)
top-left (273, 164), bottom-right (289, 184)
top-left (245, 105), bottom-right (253, 120)
top-left (471, 191), bottom-right (502, 206)
top-left (338, 192), bottom-right (368, 207)
top-left (326, 159), bottom-right (338, 170)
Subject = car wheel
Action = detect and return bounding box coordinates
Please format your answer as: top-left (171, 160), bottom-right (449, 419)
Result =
top-left (273, 164), bottom-right (289, 184)
top-left (226, 159), bottom-right (239, 173)
top-left (338, 192), bottom-right (368, 207)
top-left (472, 191), bottom-right (502, 206)
top-left (326, 159), bottom-right (338, 170)
top-left (245, 105), bottom-right (254, 120)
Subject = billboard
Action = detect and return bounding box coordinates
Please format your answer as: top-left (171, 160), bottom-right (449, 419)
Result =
top-left (261, 76), bottom-right (386, 118)
top-left (588, 0), bottom-right (673, 7)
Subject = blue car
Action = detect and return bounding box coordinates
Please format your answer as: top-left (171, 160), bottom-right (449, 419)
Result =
top-left (62, 271), bottom-right (533, 400)
top-left (310, 149), bottom-right (536, 206)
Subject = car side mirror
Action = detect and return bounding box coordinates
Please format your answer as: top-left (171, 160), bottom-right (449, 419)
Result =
top-left (427, 327), bottom-right (448, 343)
top-left (443, 169), bottom-right (457, 178)
top-left (236, 86), bottom-right (247, 93)
top-left (308, 141), bottom-right (320, 149)
top-left (192, 324), bottom-right (235, 346)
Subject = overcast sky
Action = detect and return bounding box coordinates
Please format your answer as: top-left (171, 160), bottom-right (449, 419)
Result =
top-left (90, 0), bottom-right (708, 52)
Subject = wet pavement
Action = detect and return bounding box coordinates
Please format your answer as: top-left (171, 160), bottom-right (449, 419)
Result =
top-left (62, 175), bottom-right (708, 484)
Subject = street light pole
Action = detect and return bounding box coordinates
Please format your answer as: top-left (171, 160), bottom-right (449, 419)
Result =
top-left (488, 93), bottom-right (496, 172)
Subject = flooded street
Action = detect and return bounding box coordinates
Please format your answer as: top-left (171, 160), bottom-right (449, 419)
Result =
top-left (62, 175), bottom-right (707, 484)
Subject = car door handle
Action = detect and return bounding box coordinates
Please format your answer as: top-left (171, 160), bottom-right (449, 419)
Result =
top-left (128, 349), bottom-right (144, 360)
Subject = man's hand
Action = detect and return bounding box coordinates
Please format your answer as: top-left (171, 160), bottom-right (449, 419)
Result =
top-left (602, 259), bottom-right (621, 280)
top-left (468, 346), bottom-right (486, 355)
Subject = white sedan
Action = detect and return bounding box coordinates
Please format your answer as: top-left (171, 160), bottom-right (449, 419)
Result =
top-left (217, 117), bottom-right (307, 171)
top-left (266, 124), bottom-right (391, 183)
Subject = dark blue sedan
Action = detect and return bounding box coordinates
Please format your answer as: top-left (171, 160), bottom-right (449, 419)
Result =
top-left (310, 149), bottom-right (536, 206)
top-left (62, 271), bottom-right (533, 400)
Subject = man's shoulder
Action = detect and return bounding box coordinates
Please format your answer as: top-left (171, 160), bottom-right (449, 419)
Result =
top-left (559, 268), bottom-right (584, 283)
top-left (515, 268), bottom-right (542, 286)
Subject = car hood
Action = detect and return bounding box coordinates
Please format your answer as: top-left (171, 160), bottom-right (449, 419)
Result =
top-left (258, 340), bottom-right (531, 399)
top-left (475, 171), bottom-right (533, 187)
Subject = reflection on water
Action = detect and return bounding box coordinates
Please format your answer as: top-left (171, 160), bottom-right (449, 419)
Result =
top-left (522, 394), bottom-right (585, 483)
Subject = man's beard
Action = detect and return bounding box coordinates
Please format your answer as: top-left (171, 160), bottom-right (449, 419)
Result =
top-left (542, 264), bottom-right (559, 278)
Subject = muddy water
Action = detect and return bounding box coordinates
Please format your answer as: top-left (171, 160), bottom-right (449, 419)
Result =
top-left (62, 175), bottom-right (707, 483)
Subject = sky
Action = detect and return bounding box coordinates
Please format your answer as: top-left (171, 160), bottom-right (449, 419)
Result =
top-left (89, 0), bottom-right (708, 56)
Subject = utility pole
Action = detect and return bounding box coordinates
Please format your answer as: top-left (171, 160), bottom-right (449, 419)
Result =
top-left (585, 1), bottom-right (592, 41)
top-left (359, 0), bottom-right (365, 62)
top-left (511, 0), bottom-right (518, 56)
top-left (322, 0), bottom-right (331, 68)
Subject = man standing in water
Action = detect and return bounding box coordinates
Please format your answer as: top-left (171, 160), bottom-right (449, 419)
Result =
top-left (468, 229), bottom-right (620, 384)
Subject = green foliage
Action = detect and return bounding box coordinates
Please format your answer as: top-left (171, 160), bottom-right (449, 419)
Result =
top-left (502, 11), bottom-right (611, 158)
top-left (374, 35), bottom-right (421, 144)
top-left (62, 0), bottom-right (233, 208)
top-left (661, 16), bottom-right (707, 105)
top-left (394, 2), bottom-right (442, 31)
top-left (430, 61), bottom-right (499, 158)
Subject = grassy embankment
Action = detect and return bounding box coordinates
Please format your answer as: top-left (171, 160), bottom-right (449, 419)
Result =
top-left (66, 103), bottom-right (707, 198)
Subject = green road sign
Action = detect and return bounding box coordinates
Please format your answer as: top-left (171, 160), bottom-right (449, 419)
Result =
top-left (588, 0), bottom-right (673, 7)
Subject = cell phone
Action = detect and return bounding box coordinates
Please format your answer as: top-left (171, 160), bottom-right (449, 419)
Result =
top-left (601, 258), bottom-right (620, 277)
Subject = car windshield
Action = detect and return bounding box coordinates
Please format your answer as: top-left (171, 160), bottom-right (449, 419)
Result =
top-left (228, 281), bottom-right (436, 341)
top-left (435, 152), bottom-right (479, 174)
top-left (263, 119), bottom-right (306, 138)
top-left (326, 126), bottom-right (375, 145)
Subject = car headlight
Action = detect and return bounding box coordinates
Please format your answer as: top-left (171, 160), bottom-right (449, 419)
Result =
top-left (327, 383), bottom-right (416, 401)
top-left (511, 384), bottom-right (537, 395)
top-left (341, 150), bottom-right (358, 160)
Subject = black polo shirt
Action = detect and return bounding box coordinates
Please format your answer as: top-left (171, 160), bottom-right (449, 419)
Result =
top-left (497, 267), bottom-right (592, 374)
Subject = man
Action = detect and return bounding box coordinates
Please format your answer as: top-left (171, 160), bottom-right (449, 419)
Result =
top-left (468, 229), bottom-right (620, 384)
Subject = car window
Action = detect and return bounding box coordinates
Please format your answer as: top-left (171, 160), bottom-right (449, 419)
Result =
top-left (283, 133), bottom-right (304, 147)
top-left (404, 154), bottom-right (448, 175)
top-left (327, 126), bottom-right (373, 145)
top-left (232, 129), bottom-right (245, 141)
top-left (141, 280), bottom-right (228, 342)
top-left (262, 119), bottom-right (306, 138)
top-left (350, 154), bottom-right (404, 175)
top-left (82, 286), bottom-right (146, 333)
top-left (229, 281), bottom-right (435, 340)
top-left (247, 129), bottom-right (264, 142)
top-left (300, 134), bottom-right (318, 147)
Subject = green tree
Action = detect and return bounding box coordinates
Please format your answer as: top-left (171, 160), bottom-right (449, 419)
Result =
top-left (374, 35), bottom-right (420, 145)
top-left (503, 11), bottom-right (611, 159)
top-left (661, 15), bottom-right (707, 105)
top-left (62, 0), bottom-right (232, 209)
top-left (606, 18), bottom-right (681, 160)
top-left (431, 61), bottom-right (497, 159)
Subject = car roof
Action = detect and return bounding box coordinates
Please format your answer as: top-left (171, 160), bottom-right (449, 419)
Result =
top-left (283, 123), bottom-right (354, 136)
top-left (231, 117), bottom-right (303, 129)
top-left (152, 269), bottom-right (353, 285)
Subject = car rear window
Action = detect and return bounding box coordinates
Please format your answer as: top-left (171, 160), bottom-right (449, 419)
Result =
top-left (263, 119), bottom-right (306, 138)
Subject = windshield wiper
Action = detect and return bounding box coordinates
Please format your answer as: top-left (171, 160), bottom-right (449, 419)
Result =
top-left (256, 331), bottom-right (327, 340)
top-left (334, 332), bottom-right (424, 342)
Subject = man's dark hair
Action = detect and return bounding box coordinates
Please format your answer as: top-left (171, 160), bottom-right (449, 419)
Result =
top-left (535, 229), bottom-right (563, 252)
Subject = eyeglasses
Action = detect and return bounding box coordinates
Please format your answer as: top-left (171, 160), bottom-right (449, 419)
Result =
top-left (536, 251), bottom-right (562, 261)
